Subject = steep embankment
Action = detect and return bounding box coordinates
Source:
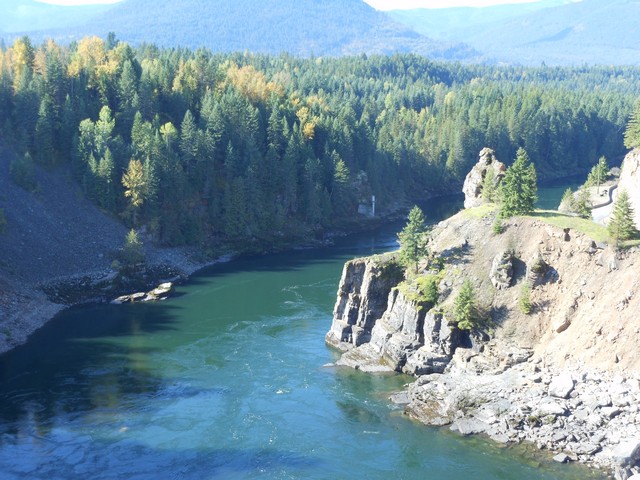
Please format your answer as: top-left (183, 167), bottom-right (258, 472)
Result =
top-left (0, 144), bottom-right (204, 354)
top-left (327, 209), bottom-right (640, 477)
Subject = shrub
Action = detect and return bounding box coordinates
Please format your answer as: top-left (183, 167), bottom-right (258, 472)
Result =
top-left (492, 218), bottom-right (505, 235)
top-left (519, 283), bottom-right (532, 314)
top-left (120, 229), bottom-right (145, 268)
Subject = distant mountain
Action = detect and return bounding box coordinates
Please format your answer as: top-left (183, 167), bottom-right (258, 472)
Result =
top-left (388, 0), bottom-right (640, 66)
top-left (387, 0), bottom-right (569, 42)
top-left (1, 0), bottom-right (478, 61)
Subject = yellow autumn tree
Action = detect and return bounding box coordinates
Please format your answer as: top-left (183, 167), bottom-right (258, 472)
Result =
top-left (122, 158), bottom-right (147, 224)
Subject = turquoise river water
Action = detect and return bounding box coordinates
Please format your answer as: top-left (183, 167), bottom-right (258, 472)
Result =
top-left (0, 191), bottom-right (605, 479)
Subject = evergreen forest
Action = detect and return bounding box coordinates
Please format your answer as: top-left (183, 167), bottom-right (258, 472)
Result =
top-left (2, 35), bottom-right (640, 249)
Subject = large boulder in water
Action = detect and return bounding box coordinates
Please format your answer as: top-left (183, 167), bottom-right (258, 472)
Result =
top-left (462, 148), bottom-right (506, 209)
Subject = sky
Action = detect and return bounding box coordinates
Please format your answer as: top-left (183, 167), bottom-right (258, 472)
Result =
top-left (35, 0), bottom-right (121, 5)
top-left (36, 0), bottom-right (544, 7)
top-left (364, 0), bottom-right (542, 9)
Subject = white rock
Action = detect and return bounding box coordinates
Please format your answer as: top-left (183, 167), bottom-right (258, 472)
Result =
top-left (606, 439), bottom-right (640, 467)
top-left (549, 373), bottom-right (575, 399)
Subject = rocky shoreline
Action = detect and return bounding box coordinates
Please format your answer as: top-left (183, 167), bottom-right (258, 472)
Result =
top-left (400, 352), bottom-right (640, 479)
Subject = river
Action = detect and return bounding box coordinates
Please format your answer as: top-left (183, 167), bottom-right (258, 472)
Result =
top-left (0, 189), bottom-right (604, 479)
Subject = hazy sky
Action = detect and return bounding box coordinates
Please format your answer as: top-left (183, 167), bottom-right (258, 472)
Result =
top-left (364, 0), bottom-right (541, 8)
top-left (36, 0), bottom-right (543, 6)
top-left (36, 0), bottom-right (121, 5)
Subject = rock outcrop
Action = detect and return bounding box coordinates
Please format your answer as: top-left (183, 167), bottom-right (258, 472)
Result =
top-left (617, 148), bottom-right (640, 229)
top-left (326, 253), bottom-right (404, 350)
top-left (327, 254), bottom-right (463, 374)
top-left (490, 249), bottom-right (514, 289)
top-left (462, 148), bottom-right (506, 209)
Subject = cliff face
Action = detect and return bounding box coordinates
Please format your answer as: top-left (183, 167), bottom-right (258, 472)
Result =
top-left (327, 254), bottom-right (462, 374)
top-left (326, 253), bottom-right (404, 350)
top-left (617, 148), bottom-right (640, 229)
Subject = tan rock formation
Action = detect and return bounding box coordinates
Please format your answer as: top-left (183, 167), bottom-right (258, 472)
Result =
top-left (617, 148), bottom-right (640, 228)
top-left (462, 148), bottom-right (506, 209)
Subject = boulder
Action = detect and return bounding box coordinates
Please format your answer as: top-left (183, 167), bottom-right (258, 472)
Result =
top-left (490, 249), bottom-right (514, 290)
top-left (553, 453), bottom-right (571, 463)
top-left (527, 252), bottom-right (549, 287)
top-left (462, 148), bottom-right (506, 209)
top-left (606, 439), bottom-right (640, 467)
top-left (548, 373), bottom-right (575, 399)
top-left (450, 417), bottom-right (488, 436)
top-left (148, 282), bottom-right (173, 298)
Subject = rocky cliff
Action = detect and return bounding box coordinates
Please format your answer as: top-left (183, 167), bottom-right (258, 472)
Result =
top-left (617, 148), bottom-right (640, 229)
top-left (462, 148), bottom-right (506, 208)
top-left (326, 253), bottom-right (463, 374)
top-left (327, 208), bottom-right (640, 478)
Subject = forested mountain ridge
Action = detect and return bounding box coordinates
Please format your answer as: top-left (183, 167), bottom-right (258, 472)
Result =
top-left (1, 37), bottom-right (639, 251)
top-left (389, 0), bottom-right (640, 66)
top-left (0, 0), bottom-right (477, 61)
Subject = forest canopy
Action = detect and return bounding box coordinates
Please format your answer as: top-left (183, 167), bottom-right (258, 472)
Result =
top-left (1, 35), bottom-right (639, 247)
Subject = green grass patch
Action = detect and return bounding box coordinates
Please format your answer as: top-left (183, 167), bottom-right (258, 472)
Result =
top-left (396, 274), bottom-right (440, 309)
top-left (460, 203), bottom-right (498, 219)
top-left (528, 209), bottom-right (608, 242)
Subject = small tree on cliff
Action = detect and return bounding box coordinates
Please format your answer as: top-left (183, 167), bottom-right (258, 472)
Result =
top-left (499, 148), bottom-right (537, 218)
top-left (453, 279), bottom-right (478, 330)
top-left (398, 206), bottom-right (429, 273)
top-left (608, 190), bottom-right (638, 243)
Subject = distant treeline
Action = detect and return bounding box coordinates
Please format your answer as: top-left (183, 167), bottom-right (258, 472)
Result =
top-left (0, 36), bottom-right (638, 246)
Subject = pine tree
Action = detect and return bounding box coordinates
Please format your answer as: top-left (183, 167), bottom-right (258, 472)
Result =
top-left (574, 187), bottom-right (592, 219)
top-left (608, 190), bottom-right (639, 243)
top-left (398, 206), bottom-right (429, 273)
top-left (499, 148), bottom-right (537, 218)
top-left (96, 147), bottom-right (116, 210)
top-left (624, 101), bottom-right (640, 149)
top-left (453, 279), bottom-right (478, 330)
top-left (586, 156), bottom-right (608, 192)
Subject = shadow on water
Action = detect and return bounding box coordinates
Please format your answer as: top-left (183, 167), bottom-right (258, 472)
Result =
top-left (0, 301), bottom-right (180, 432)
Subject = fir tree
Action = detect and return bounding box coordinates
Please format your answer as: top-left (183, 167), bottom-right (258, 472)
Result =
top-left (398, 206), bottom-right (429, 273)
top-left (120, 229), bottom-right (145, 268)
top-left (608, 190), bottom-right (639, 243)
top-left (624, 101), bottom-right (640, 149)
top-left (499, 148), bottom-right (537, 218)
top-left (453, 279), bottom-right (478, 330)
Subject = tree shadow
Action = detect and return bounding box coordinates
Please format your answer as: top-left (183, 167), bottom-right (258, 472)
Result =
top-left (0, 301), bottom-right (180, 431)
